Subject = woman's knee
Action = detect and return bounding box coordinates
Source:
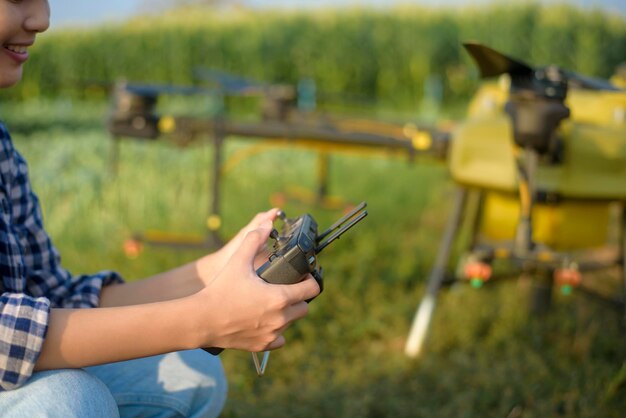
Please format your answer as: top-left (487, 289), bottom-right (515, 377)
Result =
top-left (4, 369), bottom-right (119, 418)
top-left (160, 350), bottom-right (228, 417)
top-left (84, 350), bottom-right (228, 418)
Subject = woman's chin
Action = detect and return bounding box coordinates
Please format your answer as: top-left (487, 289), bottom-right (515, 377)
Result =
top-left (0, 69), bottom-right (24, 88)
top-left (0, 79), bottom-right (21, 89)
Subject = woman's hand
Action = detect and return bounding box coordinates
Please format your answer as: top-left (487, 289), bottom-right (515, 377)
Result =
top-left (196, 208), bottom-right (280, 286)
top-left (190, 222), bottom-right (320, 352)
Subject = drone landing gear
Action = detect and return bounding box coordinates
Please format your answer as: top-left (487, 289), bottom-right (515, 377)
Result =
top-left (269, 152), bottom-right (355, 212)
top-left (405, 187), bottom-right (468, 358)
top-left (528, 270), bottom-right (555, 316)
top-left (405, 186), bottom-right (626, 359)
top-left (117, 130), bottom-right (227, 258)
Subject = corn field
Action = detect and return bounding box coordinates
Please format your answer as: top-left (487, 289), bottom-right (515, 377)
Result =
top-left (7, 3), bottom-right (626, 112)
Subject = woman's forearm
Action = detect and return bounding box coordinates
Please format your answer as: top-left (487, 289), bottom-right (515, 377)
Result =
top-left (98, 255), bottom-right (219, 307)
top-left (35, 298), bottom-right (201, 371)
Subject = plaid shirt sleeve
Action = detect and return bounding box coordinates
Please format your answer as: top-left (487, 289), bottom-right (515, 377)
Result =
top-left (0, 293), bottom-right (49, 392)
top-left (0, 123), bottom-right (123, 391)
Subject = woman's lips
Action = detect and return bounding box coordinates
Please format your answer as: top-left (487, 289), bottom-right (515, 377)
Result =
top-left (3, 45), bottom-right (30, 64)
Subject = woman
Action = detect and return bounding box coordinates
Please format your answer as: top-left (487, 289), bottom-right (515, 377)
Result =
top-left (0, 1), bottom-right (320, 416)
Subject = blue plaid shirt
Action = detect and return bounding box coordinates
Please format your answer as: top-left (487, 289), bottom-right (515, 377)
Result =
top-left (0, 122), bottom-right (123, 391)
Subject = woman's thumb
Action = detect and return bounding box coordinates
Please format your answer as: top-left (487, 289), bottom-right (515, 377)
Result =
top-left (234, 221), bottom-right (272, 264)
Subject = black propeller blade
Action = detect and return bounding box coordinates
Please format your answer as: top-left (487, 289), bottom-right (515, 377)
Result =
top-left (562, 70), bottom-right (621, 92)
top-left (124, 83), bottom-right (213, 97)
top-left (192, 68), bottom-right (267, 94)
top-left (462, 41), bottom-right (621, 92)
top-left (463, 42), bottom-right (534, 78)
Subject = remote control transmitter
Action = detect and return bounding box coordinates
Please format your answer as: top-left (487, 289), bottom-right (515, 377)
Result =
top-left (204, 202), bottom-right (368, 369)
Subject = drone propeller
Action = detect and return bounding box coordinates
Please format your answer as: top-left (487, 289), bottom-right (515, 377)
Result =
top-left (192, 67), bottom-right (268, 95)
top-left (561, 69), bottom-right (621, 92)
top-left (462, 42), bottom-right (534, 79)
top-left (123, 82), bottom-right (214, 97)
top-left (462, 41), bottom-right (620, 92)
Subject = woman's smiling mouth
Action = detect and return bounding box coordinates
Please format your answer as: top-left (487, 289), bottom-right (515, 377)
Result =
top-left (5, 44), bottom-right (28, 54)
top-left (3, 43), bottom-right (30, 63)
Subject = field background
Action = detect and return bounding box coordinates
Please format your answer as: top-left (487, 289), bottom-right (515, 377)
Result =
top-left (2, 3), bottom-right (626, 417)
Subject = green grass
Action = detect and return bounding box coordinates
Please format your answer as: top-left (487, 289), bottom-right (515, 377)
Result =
top-left (3, 99), bottom-right (625, 417)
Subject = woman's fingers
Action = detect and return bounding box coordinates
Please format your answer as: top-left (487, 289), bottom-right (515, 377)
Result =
top-left (278, 275), bottom-right (321, 305)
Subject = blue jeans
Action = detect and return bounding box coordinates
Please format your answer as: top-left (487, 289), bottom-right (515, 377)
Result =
top-left (0, 350), bottom-right (228, 417)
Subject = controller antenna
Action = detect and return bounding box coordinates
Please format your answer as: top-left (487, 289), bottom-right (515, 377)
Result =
top-left (316, 202), bottom-right (368, 254)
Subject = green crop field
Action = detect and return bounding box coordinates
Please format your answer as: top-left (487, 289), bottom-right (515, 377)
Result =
top-left (2, 97), bottom-right (624, 417)
top-left (6, 3), bottom-right (626, 112)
